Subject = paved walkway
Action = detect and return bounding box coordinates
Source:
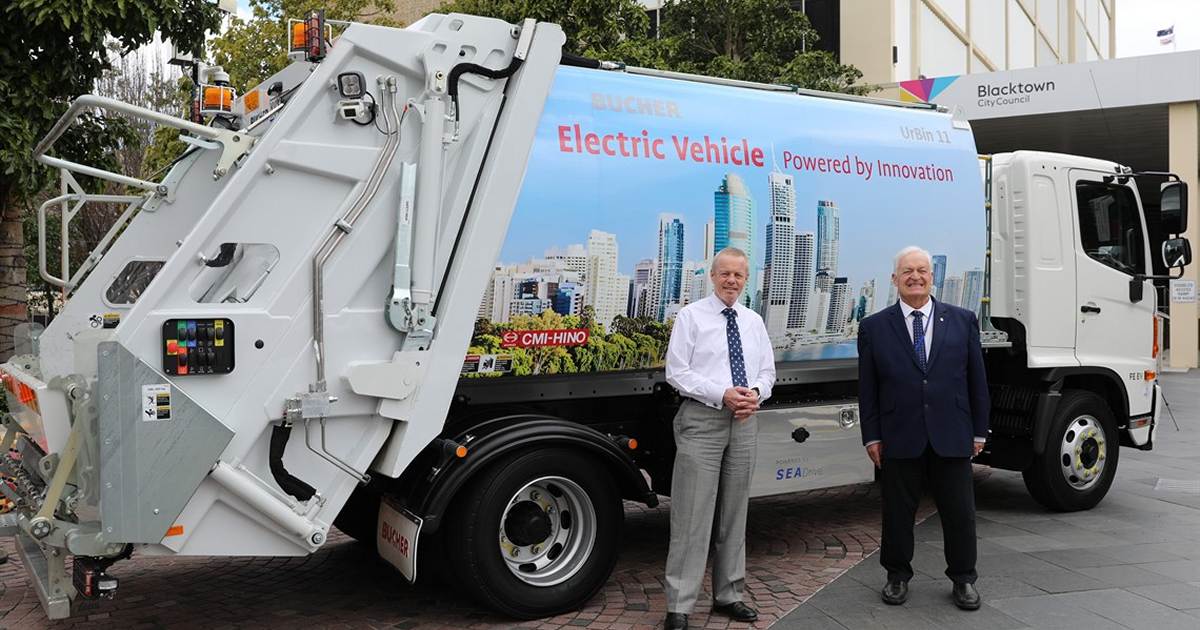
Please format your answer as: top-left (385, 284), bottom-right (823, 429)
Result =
top-left (777, 370), bottom-right (1200, 630)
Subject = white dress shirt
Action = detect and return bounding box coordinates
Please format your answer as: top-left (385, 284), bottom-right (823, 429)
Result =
top-left (899, 298), bottom-right (933, 357)
top-left (665, 293), bottom-right (776, 409)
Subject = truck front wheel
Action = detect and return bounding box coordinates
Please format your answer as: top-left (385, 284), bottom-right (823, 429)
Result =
top-left (1023, 390), bottom-right (1119, 511)
top-left (445, 447), bottom-right (622, 618)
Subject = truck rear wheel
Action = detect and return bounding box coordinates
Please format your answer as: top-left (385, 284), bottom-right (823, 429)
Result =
top-left (1023, 390), bottom-right (1119, 511)
top-left (445, 447), bottom-right (621, 619)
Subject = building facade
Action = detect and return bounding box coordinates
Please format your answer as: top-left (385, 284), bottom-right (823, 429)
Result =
top-left (764, 172), bottom-right (797, 337)
top-left (713, 173), bottom-right (756, 307)
top-left (840, 0), bottom-right (1116, 87)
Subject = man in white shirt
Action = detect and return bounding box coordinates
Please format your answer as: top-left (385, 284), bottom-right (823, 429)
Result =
top-left (662, 247), bottom-right (776, 630)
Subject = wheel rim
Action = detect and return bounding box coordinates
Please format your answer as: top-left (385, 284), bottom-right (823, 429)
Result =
top-left (1058, 414), bottom-right (1107, 491)
top-left (497, 475), bottom-right (596, 587)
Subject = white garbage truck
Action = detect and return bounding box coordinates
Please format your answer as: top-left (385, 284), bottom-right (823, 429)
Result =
top-left (1, 11), bottom-right (1190, 621)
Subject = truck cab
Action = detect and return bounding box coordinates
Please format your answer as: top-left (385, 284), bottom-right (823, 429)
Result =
top-left (985, 150), bottom-right (1190, 509)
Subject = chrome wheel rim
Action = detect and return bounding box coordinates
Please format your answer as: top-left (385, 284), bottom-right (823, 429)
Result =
top-left (498, 475), bottom-right (596, 587)
top-left (1059, 414), bottom-right (1107, 491)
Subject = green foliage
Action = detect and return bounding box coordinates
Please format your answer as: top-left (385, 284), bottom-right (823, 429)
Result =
top-left (440, 0), bottom-right (863, 92)
top-left (211, 0), bottom-right (397, 94)
top-left (466, 311), bottom-right (673, 378)
top-left (0, 0), bottom-right (221, 205)
top-left (442, 0), bottom-right (654, 59)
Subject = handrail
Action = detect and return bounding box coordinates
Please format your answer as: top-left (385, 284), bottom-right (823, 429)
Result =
top-left (37, 170), bottom-right (146, 291)
top-left (33, 94), bottom-right (256, 192)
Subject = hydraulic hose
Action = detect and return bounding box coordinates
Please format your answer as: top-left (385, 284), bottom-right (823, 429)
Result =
top-left (269, 423), bottom-right (317, 502)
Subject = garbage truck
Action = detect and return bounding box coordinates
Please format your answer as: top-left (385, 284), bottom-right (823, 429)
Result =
top-left (1, 11), bottom-right (1191, 621)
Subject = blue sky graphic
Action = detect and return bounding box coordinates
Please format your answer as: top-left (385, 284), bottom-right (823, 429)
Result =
top-left (503, 66), bottom-right (986, 307)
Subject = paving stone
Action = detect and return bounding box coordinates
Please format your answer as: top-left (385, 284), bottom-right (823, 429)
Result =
top-left (1058, 588), bottom-right (1200, 630)
top-left (1074, 564), bottom-right (1179, 587)
top-left (986, 594), bottom-right (1128, 630)
top-left (1010, 568), bottom-right (1108, 594)
top-left (1128, 582), bottom-right (1200, 610)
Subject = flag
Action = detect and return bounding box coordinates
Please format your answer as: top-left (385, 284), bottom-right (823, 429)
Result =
top-left (1159, 25), bottom-right (1175, 45)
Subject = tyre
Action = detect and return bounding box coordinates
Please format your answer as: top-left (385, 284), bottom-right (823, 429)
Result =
top-left (445, 447), bottom-right (622, 619)
top-left (1023, 390), bottom-right (1119, 511)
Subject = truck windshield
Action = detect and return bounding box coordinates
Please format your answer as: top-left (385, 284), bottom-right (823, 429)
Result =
top-left (1075, 181), bottom-right (1144, 276)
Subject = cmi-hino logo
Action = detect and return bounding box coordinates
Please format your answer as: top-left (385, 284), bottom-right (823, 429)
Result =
top-left (976, 80), bottom-right (1056, 107)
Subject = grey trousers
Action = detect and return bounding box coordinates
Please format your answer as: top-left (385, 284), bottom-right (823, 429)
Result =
top-left (665, 399), bottom-right (758, 614)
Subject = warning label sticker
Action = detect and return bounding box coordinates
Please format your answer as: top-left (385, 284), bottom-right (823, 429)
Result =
top-left (461, 354), bottom-right (513, 375)
top-left (142, 384), bottom-right (172, 421)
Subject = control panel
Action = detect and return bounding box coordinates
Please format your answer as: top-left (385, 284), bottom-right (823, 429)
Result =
top-left (162, 318), bottom-right (234, 375)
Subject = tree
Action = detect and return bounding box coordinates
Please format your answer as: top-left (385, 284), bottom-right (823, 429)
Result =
top-left (211, 0), bottom-right (397, 95)
top-left (0, 0), bottom-right (221, 359)
top-left (442, 0), bottom-right (654, 60)
top-left (655, 0), bottom-right (863, 92)
top-left (440, 0), bottom-right (862, 91)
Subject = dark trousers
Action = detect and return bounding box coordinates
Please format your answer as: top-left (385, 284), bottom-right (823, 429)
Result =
top-left (880, 445), bottom-right (977, 584)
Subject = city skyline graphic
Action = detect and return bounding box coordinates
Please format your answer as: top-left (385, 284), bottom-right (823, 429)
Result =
top-left (476, 66), bottom-right (985, 373)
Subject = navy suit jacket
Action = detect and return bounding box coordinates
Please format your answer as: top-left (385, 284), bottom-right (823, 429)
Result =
top-left (857, 299), bottom-right (990, 459)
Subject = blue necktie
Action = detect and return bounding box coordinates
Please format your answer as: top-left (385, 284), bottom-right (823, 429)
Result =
top-left (912, 310), bottom-right (927, 372)
top-left (723, 307), bottom-right (748, 387)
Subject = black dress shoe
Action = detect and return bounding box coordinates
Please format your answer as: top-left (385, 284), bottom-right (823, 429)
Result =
top-left (881, 579), bottom-right (909, 605)
top-left (711, 601), bottom-right (758, 621)
top-left (953, 582), bottom-right (981, 610)
top-left (664, 612), bottom-right (688, 629)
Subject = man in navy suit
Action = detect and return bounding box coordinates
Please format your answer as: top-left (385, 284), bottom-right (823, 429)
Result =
top-left (857, 246), bottom-right (989, 610)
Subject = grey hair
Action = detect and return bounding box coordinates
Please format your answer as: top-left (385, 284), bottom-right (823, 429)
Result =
top-left (893, 246), bottom-right (933, 273)
top-left (711, 247), bottom-right (749, 271)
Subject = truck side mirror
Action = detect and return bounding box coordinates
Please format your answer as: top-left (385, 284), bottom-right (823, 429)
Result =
top-left (1161, 181), bottom-right (1188, 235)
top-left (1162, 237), bottom-right (1192, 269)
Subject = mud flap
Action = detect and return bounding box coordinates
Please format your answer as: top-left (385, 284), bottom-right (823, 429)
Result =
top-left (377, 499), bottom-right (422, 582)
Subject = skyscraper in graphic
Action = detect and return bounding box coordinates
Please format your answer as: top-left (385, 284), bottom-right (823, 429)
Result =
top-left (788, 232), bottom-right (815, 330)
top-left (827, 277), bottom-right (851, 334)
top-left (941, 275), bottom-right (963, 307)
top-left (763, 172), bottom-right (796, 338)
top-left (713, 174), bottom-right (756, 307)
top-left (545, 244), bottom-right (588, 276)
top-left (704, 220), bottom-right (715, 261)
top-left (655, 214), bottom-right (685, 320)
top-left (681, 260), bottom-right (701, 305)
top-left (962, 269), bottom-right (985, 316)
top-left (854, 279), bottom-right (876, 321)
top-left (932, 254), bottom-right (947, 300)
top-left (815, 200), bottom-right (840, 290)
top-left (628, 258), bottom-right (655, 318)
top-left (585, 230), bottom-right (627, 330)
top-left (886, 281), bottom-right (898, 307)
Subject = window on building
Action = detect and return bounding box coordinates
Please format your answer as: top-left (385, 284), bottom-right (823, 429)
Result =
top-left (1037, 32), bottom-right (1057, 66)
top-left (1075, 14), bottom-right (1089, 62)
top-left (938, 0), bottom-right (967, 31)
top-left (1037, 0), bottom-right (1060, 50)
top-left (1098, 9), bottom-right (1110, 57)
top-left (895, 0), bottom-right (912, 78)
top-left (1076, 182), bottom-right (1145, 276)
top-left (919, 3), bottom-right (967, 77)
top-left (1008, 1), bottom-right (1036, 69)
top-left (971, 0), bottom-right (1006, 67)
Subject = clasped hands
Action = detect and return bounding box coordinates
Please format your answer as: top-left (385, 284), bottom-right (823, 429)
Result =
top-left (722, 386), bottom-right (759, 421)
top-left (864, 441), bottom-right (985, 468)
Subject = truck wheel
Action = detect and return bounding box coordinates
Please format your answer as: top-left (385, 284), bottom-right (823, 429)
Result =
top-left (1023, 390), bottom-right (1119, 511)
top-left (446, 448), bottom-right (622, 619)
